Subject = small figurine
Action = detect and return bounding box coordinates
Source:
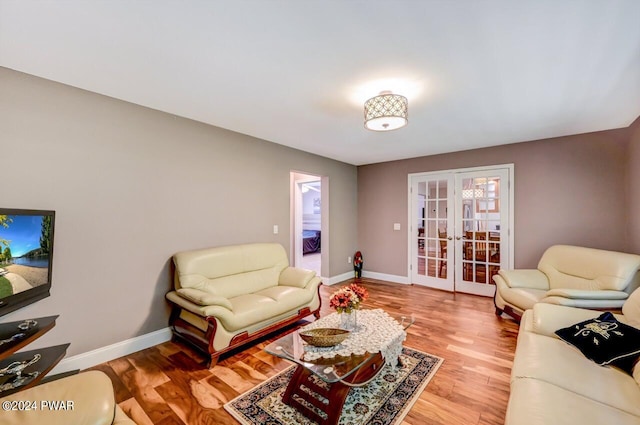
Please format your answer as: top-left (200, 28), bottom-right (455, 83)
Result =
top-left (353, 251), bottom-right (363, 279)
top-left (0, 333), bottom-right (25, 347)
top-left (0, 353), bottom-right (41, 377)
top-left (17, 319), bottom-right (38, 331)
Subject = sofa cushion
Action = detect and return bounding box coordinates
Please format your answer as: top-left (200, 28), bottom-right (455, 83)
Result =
top-left (538, 295), bottom-right (627, 309)
top-left (201, 268), bottom-right (282, 298)
top-left (214, 286), bottom-right (315, 332)
top-left (538, 245), bottom-right (640, 291)
top-left (174, 243), bottom-right (290, 298)
top-left (545, 288), bottom-right (629, 300)
top-left (512, 329), bottom-right (640, 417)
top-left (555, 312), bottom-right (640, 374)
top-left (174, 243), bottom-right (289, 280)
top-left (506, 378), bottom-right (640, 425)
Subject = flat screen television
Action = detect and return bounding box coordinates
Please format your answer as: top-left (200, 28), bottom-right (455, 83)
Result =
top-left (0, 208), bottom-right (55, 317)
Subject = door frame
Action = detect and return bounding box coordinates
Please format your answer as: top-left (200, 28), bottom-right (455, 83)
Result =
top-left (406, 164), bottom-right (515, 291)
top-left (290, 171), bottom-right (328, 279)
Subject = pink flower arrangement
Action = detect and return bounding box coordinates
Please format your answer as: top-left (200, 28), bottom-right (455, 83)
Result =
top-left (329, 283), bottom-right (369, 313)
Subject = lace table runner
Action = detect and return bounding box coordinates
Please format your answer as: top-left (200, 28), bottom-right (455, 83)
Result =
top-left (299, 309), bottom-right (407, 366)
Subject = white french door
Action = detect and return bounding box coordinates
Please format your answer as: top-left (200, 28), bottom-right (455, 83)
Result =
top-left (411, 173), bottom-right (455, 291)
top-left (410, 166), bottom-right (512, 297)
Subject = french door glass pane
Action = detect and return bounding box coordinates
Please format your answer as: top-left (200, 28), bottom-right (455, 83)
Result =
top-left (415, 179), bottom-right (449, 279)
top-left (460, 175), bottom-right (502, 285)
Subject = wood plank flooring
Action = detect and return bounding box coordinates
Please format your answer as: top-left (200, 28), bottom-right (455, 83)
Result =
top-left (89, 278), bottom-right (520, 425)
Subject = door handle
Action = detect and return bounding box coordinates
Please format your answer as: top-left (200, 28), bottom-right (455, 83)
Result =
top-left (455, 236), bottom-right (462, 240)
top-left (447, 237), bottom-right (453, 240)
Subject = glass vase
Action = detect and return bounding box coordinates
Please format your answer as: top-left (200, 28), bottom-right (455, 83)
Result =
top-left (339, 309), bottom-right (357, 331)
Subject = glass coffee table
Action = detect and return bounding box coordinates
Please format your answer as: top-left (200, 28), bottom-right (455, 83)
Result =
top-left (264, 309), bottom-right (414, 425)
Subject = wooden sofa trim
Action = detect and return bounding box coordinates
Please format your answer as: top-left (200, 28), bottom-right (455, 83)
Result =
top-left (169, 283), bottom-right (323, 367)
top-left (494, 291), bottom-right (523, 322)
top-left (494, 304), bottom-right (523, 323)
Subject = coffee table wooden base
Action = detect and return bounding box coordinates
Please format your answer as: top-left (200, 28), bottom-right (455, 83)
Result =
top-left (281, 352), bottom-right (384, 425)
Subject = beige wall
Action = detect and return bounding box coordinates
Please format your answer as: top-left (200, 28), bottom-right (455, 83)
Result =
top-left (629, 116), bottom-right (640, 253)
top-left (0, 67), bottom-right (357, 355)
top-left (3, 63), bottom-right (637, 356)
top-left (358, 129), bottom-right (632, 277)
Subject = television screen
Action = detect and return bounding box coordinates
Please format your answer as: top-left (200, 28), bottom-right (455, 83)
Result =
top-left (0, 209), bottom-right (55, 317)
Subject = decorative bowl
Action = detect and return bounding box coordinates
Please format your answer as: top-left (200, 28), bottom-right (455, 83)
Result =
top-left (298, 328), bottom-right (350, 347)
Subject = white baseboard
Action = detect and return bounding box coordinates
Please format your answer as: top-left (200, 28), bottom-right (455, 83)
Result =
top-left (324, 272), bottom-right (355, 286)
top-left (49, 327), bottom-right (173, 375)
top-left (324, 271), bottom-right (409, 286)
top-left (48, 272), bottom-right (407, 375)
top-left (362, 271), bottom-right (410, 284)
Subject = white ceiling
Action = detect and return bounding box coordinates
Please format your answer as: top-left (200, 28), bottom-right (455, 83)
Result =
top-left (1, 1), bottom-right (639, 166)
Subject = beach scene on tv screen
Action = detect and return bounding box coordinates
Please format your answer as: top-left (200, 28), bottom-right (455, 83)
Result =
top-left (0, 214), bottom-right (52, 299)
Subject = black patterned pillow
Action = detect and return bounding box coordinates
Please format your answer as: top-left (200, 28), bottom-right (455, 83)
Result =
top-left (555, 312), bottom-right (640, 374)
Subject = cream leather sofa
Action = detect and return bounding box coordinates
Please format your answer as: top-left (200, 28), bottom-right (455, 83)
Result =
top-left (494, 245), bottom-right (640, 320)
top-left (505, 288), bottom-right (640, 425)
top-left (166, 243), bottom-right (322, 366)
top-left (0, 371), bottom-right (135, 424)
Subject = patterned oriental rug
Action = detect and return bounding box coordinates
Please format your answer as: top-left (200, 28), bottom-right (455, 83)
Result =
top-left (224, 347), bottom-right (443, 425)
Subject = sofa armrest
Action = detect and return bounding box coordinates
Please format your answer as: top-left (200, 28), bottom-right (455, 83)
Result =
top-left (498, 269), bottom-right (549, 290)
top-left (167, 291), bottom-right (233, 318)
top-left (176, 288), bottom-right (233, 310)
top-left (0, 371), bottom-right (127, 425)
top-left (529, 303), bottom-right (607, 337)
top-left (545, 288), bottom-right (629, 300)
top-left (114, 406), bottom-right (137, 425)
top-left (279, 267), bottom-right (316, 288)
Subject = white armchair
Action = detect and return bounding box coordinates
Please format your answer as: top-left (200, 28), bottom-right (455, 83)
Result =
top-left (494, 245), bottom-right (640, 320)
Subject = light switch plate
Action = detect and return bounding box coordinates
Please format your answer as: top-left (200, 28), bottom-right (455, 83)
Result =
top-left (393, 223), bottom-right (401, 230)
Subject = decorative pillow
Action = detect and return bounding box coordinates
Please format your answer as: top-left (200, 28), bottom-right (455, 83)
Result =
top-left (555, 312), bottom-right (640, 374)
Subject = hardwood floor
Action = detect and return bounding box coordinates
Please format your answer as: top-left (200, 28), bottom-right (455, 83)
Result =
top-left (89, 278), bottom-right (520, 425)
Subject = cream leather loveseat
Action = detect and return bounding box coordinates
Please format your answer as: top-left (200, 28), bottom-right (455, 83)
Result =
top-left (166, 243), bottom-right (322, 366)
top-left (0, 371), bottom-right (135, 424)
top-left (494, 245), bottom-right (640, 320)
top-left (505, 288), bottom-right (640, 425)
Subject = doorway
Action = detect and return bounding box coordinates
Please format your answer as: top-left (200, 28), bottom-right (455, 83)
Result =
top-left (291, 172), bottom-right (324, 277)
top-left (409, 165), bottom-right (513, 297)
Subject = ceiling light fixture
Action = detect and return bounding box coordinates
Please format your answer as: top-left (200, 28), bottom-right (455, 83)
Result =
top-left (364, 91), bottom-right (408, 131)
top-left (462, 188), bottom-right (485, 199)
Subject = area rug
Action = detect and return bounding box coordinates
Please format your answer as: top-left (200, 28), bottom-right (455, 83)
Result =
top-left (224, 347), bottom-right (443, 425)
